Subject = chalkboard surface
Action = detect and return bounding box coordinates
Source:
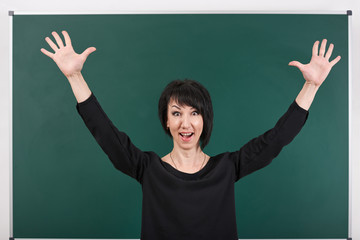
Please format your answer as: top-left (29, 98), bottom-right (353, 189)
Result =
top-left (13, 14), bottom-right (348, 238)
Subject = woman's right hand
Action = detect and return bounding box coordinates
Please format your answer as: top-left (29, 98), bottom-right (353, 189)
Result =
top-left (41, 31), bottom-right (96, 78)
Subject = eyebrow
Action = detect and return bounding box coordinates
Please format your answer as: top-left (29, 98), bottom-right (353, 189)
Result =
top-left (171, 105), bottom-right (198, 111)
top-left (171, 105), bottom-right (181, 110)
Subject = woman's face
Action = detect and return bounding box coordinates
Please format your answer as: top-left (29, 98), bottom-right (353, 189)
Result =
top-left (167, 98), bottom-right (203, 150)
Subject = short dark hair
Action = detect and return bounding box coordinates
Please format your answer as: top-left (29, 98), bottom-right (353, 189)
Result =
top-left (158, 79), bottom-right (213, 149)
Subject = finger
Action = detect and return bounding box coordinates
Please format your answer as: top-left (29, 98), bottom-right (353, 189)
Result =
top-left (319, 39), bottom-right (327, 57)
top-left (312, 40), bottom-right (320, 56)
top-left (325, 43), bottom-right (334, 60)
top-left (62, 30), bottom-right (72, 47)
top-left (81, 47), bottom-right (96, 59)
top-left (51, 31), bottom-right (64, 48)
top-left (40, 48), bottom-right (54, 59)
top-left (288, 61), bottom-right (304, 70)
top-left (330, 56), bottom-right (341, 67)
top-left (45, 37), bottom-right (59, 52)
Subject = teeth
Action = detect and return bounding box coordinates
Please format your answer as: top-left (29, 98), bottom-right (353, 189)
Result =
top-left (181, 133), bottom-right (192, 136)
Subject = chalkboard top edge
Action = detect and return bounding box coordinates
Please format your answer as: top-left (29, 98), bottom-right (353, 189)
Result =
top-left (9, 10), bottom-right (349, 15)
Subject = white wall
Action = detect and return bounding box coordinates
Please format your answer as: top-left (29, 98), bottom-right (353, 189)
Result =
top-left (1, 0), bottom-right (359, 239)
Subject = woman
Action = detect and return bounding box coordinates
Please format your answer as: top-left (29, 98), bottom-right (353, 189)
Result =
top-left (41, 31), bottom-right (340, 240)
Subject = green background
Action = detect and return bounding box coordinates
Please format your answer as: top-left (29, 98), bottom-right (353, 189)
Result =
top-left (13, 14), bottom-right (348, 238)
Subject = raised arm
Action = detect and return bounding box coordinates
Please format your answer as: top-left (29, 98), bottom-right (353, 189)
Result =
top-left (41, 31), bottom-right (96, 103)
top-left (289, 39), bottom-right (341, 110)
top-left (42, 31), bottom-right (150, 183)
top-left (233, 39), bottom-right (341, 181)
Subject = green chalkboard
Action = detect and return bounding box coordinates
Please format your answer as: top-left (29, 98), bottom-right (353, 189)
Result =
top-left (13, 14), bottom-right (348, 239)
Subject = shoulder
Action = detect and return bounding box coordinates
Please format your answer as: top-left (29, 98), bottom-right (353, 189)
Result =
top-left (209, 152), bottom-right (236, 167)
top-left (161, 154), bottom-right (172, 166)
top-left (211, 152), bottom-right (232, 160)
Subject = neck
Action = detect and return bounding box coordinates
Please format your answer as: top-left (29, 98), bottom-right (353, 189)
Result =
top-left (171, 145), bottom-right (204, 168)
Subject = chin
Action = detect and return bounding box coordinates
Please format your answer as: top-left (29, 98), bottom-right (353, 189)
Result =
top-left (176, 141), bottom-right (200, 150)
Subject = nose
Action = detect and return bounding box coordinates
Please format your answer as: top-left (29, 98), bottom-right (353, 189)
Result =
top-left (181, 115), bottom-right (191, 129)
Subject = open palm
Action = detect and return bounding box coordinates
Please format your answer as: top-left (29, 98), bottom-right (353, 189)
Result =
top-left (289, 39), bottom-right (341, 87)
top-left (41, 31), bottom-right (96, 77)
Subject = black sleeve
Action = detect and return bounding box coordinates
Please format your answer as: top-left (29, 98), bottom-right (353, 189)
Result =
top-left (232, 100), bottom-right (309, 182)
top-left (76, 93), bottom-right (151, 184)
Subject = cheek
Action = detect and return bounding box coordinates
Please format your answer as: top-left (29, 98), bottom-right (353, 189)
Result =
top-left (195, 118), bottom-right (204, 132)
top-left (167, 116), bottom-right (179, 130)
top-left (166, 113), bottom-right (172, 127)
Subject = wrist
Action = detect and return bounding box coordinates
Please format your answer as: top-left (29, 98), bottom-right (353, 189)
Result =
top-left (304, 81), bottom-right (320, 92)
top-left (66, 72), bottom-right (83, 82)
top-left (67, 72), bottom-right (92, 103)
top-left (295, 82), bottom-right (319, 111)
top-left (305, 80), bottom-right (321, 89)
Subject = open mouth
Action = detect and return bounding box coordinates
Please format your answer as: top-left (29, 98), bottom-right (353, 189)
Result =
top-left (179, 132), bottom-right (194, 141)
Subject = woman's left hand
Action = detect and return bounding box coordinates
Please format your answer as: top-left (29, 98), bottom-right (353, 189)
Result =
top-left (289, 39), bottom-right (341, 87)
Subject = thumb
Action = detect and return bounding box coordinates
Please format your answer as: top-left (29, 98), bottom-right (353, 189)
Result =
top-left (288, 61), bottom-right (304, 70)
top-left (81, 47), bottom-right (96, 59)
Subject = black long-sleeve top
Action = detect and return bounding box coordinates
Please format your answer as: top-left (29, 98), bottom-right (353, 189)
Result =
top-left (76, 93), bottom-right (309, 240)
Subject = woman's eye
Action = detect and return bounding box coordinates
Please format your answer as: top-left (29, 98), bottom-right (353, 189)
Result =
top-left (172, 112), bottom-right (180, 116)
top-left (192, 111), bottom-right (199, 116)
